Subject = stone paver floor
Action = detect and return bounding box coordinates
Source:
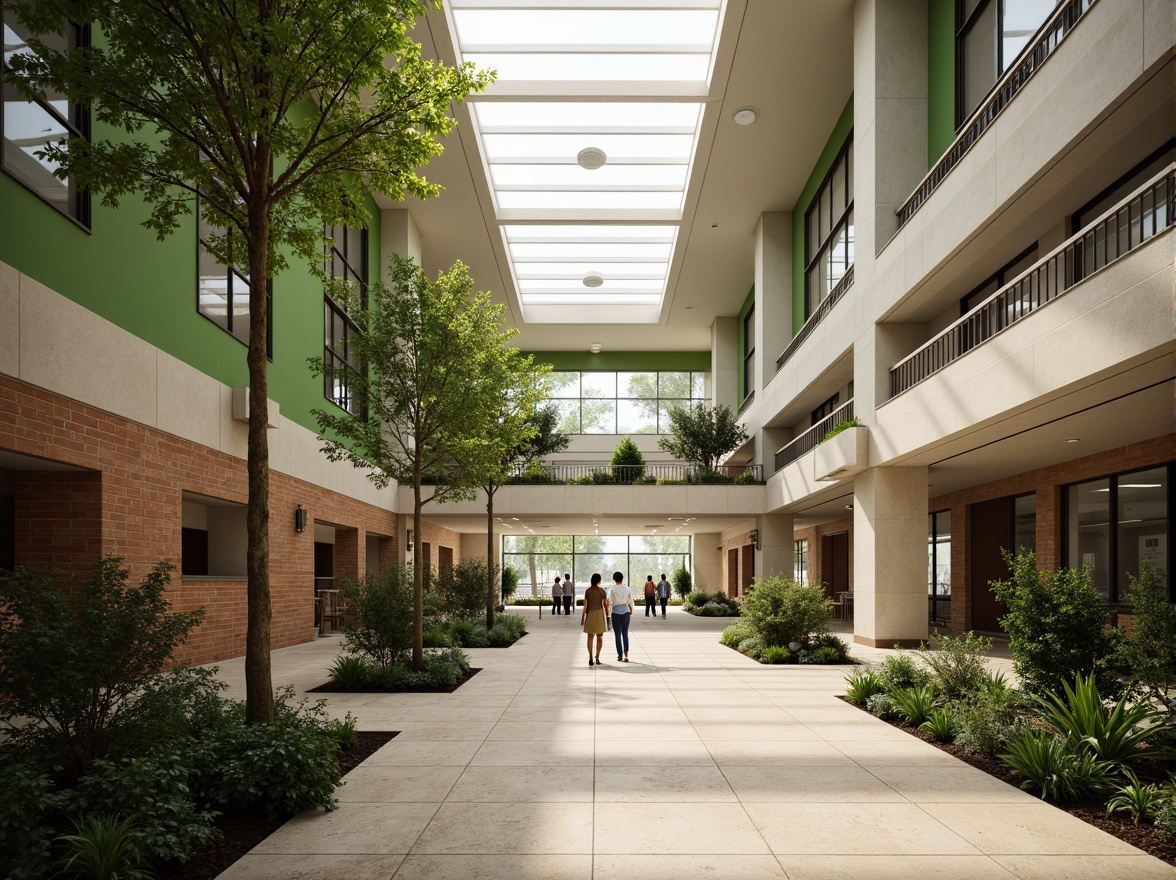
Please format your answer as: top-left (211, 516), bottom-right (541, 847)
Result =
top-left (210, 609), bottom-right (1174, 879)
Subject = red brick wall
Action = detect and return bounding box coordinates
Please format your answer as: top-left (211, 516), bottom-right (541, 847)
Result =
top-left (415, 519), bottom-right (461, 573)
top-left (1, 374), bottom-right (398, 665)
top-left (793, 515), bottom-right (854, 594)
top-left (721, 530), bottom-right (755, 599)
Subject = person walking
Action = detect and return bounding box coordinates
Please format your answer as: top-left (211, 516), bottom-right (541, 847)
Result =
top-left (657, 573), bottom-right (672, 618)
top-left (581, 573), bottom-right (609, 666)
top-left (562, 572), bottom-right (574, 616)
top-left (608, 571), bottom-right (635, 662)
top-left (643, 575), bottom-right (657, 617)
top-left (552, 576), bottom-right (563, 615)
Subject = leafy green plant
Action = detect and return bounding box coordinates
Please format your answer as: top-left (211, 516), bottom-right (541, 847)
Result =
top-left (819, 418), bottom-right (862, 443)
top-left (327, 715), bottom-right (359, 749)
top-left (921, 708), bottom-right (956, 743)
top-left (501, 566), bottom-right (520, 601)
top-left (658, 403), bottom-right (749, 473)
top-left (327, 655), bottom-right (373, 691)
top-left (919, 630), bottom-right (992, 701)
top-left (889, 685), bottom-right (941, 727)
top-left (990, 551), bottom-right (1121, 698)
top-left (1001, 730), bottom-right (1112, 801)
top-left (844, 668), bottom-right (886, 706)
top-left (1115, 560), bottom-right (1176, 704)
top-left (1153, 782), bottom-right (1176, 835)
top-left (738, 636), bottom-right (766, 659)
top-left (447, 617), bottom-right (490, 648)
top-left (0, 557), bottom-right (206, 779)
top-left (954, 686), bottom-right (1027, 756)
top-left (55, 814), bottom-right (151, 880)
top-left (1033, 673), bottom-right (1169, 770)
top-left (740, 576), bottom-right (832, 648)
top-left (0, 756), bottom-right (68, 880)
top-left (610, 437), bottom-right (645, 484)
top-left (1105, 771), bottom-right (1164, 824)
top-left (762, 646), bottom-right (791, 664)
top-left (339, 564), bottom-right (415, 670)
top-left (434, 560), bottom-right (497, 620)
top-left (720, 620), bottom-right (753, 647)
top-left (877, 650), bottom-right (932, 692)
top-left (866, 692), bottom-right (898, 720)
top-left (811, 634), bottom-right (850, 663)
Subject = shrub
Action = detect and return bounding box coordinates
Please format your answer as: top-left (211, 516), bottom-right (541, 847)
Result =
top-left (0, 756), bottom-right (68, 880)
top-left (1001, 731), bottom-right (1112, 801)
top-left (448, 617), bottom-right (490, 648)
top-left (734, 469), bottom-right (759, 485)
top-left (738, 636), bottom-right (766, 659)
top-left (55, 814), bottom-right (152, 880)
top-left (820, 417), bottom-right (862, 443)
top-left (1033, 673), bottom-right (1169, 770)
top-left (890, 685), bottom-right (941, 727)
top-left (398, 648), bottom-right (470, 690)
top-left (740, 576), bottom-right (832, 648)
top-left (954, 686), bottom-right (1027, 756)
top-left (1154, 786), bottom-right (1176, 835)
top-left (1106, 771), bottom-right (1165, 825)
top-left (990, 551), bottom-right (1120, 698)
top-left (919, 630), bottom-right (992, 701)
top-left (434, 559), bottom-right (495, 620)
top-left (339, 564), bottom-right (415, 670)
top-left (720, 619), bottom-right (753, 647)
top-left (495, 613), bottom-right (527, 640)
top-left (327, 715), bottom-right (358, 749)
top-left (1115, 560), bottom-right (1176, 704)
top-left (611, 437), bottom-right (645, 483)
top-left (921, 708), bottom-right (956, 743)
top-left (844, 668), bottom-right (885, 706)
top-left (0, 557), bottom-right (206, 779)
top-left (328, 655), bottom-right (373, 691)
top-left (866, 692), bottom-right (897, 720)
top-left (501, 566), bottom-right (520, 601)
top-left (188, 687), bottom-right (341, 821)
top-left (65, 749), bottom-right (219, 863)
top-left (421, 624), bottom-right (453, 649)
top-left (762, 646), bottom-right (791, 664)
top-left (671, 565), bottom-right (692, 600)
top-left (811, 633), bottom-right (850, 663)
top-left (877, 650), bottom-right (932, 692)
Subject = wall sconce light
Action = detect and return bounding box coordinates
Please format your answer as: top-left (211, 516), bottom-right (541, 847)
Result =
top-left (294, 504), bottom-right (308, 532)
top-left (406, 528), bottom-right (414, 551)
top-left (749, 528), bottom-right (760, 549)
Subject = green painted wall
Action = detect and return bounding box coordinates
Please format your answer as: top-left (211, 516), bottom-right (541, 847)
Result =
top-left (790, 96), bottom-right (854, 334)
top-left (0, 153), bottom-right (382, 436)
top-left (928, 0), bottom-right (956, 166)
top-left (736, 285), bottom-right (755, 406)
top-left (528, 351), bottom-right (710, 372)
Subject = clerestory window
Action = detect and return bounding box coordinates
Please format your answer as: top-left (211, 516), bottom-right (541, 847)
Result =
top-left (804, 135), bottom-right (853, 319)
top-left (323, 223), bottom-right (367, 418)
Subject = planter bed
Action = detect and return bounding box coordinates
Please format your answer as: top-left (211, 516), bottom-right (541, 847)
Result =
top-left (308, 666), bottom-right (482, 694)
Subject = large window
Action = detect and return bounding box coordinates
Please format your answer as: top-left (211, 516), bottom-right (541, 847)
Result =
top-left (546, 370), bottom-right (709, 435)
top-left (197, 198), bottom-right (272, 355)
top-left (1066, 465), bottom-right (1171, 604)
top-left (1, 12), bottom-right (89, 225)
top-left (503, 534), bottom-right (690, 597)
top-left (323, 223), bottom-right (367, 417)
top-left (742, 306), bottom-right (755, 402)
top-left (794, 539), bottom-right (808, 583)
top-left (956, 0), bottom-right (1063, 126)
top-left (928, 510), bottom-right (952, 625)
top-left (804, 136), bottom-right (853, 318)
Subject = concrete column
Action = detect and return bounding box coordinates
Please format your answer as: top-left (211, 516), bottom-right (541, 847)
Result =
top-left (754, 212), bottom-right (793, 393)
top-left (692, 532), bottom-right (723, 592)
top-left (711, 316), bottom-right (738, 412)
top-left (853, 465), bottom-right (929, 647)
top-left (756, 512), bottom-right (794, 581)
top-left (380, 208), bottom-right (423, 283)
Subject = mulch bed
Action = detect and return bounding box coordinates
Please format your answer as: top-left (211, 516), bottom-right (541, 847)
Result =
top-left (155, 731), bottom-right (397, 880)
top-left (306, 666), bottom-right (481, 694)
top-left (838, 696), bottom-right (1176, 864)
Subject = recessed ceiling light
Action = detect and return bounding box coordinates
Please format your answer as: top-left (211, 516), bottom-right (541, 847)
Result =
top-left (589, 343), bottom-right (602, 354)
top-left (684, 305), bottom-right (694, 310)
top-left (733, 107), bottom-right (758, 126)
top-left (582, 273), bottom-right (604, 288)
top-left (844, 504), bottom-right (854, 510)
top-left (1065, 438), bottom-right (1080, 443)
top-left (576, 147), bottom-right (607, 170)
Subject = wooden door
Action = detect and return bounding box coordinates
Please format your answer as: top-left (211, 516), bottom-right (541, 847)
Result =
top-left (727, 548), bottom-right (739, 598)
top-left (972, 499), bottom-right (1012, 632)
top-left (742, 543), bottom-right (755, 594)
top-left (821, 531), bottom-right (849, 598)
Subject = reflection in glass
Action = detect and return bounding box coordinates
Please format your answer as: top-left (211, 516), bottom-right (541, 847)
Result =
top-left (1115, 467), bottom-right (1168, 600)
top-left (619, 371), bottom-right (656, 399)
top-left (1067, 478), bottom-right (1111, 600)
top-left (580, 399), bottom-right (616, 434)
top-left (616, 399), bottom-right (656, 434)
top-left (581, 372), bottom-right (617, 399)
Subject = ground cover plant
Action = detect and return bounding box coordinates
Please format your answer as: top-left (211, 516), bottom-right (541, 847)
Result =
top-left (684, 588), bottom-right (742, 617)
top-left (719, 576), bottom-right (850, 664)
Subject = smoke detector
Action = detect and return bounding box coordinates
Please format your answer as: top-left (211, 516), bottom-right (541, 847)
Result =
top-left (577, 147), bottom-right (607, 170)
top-left (582, 273), bottom-right (604, 288)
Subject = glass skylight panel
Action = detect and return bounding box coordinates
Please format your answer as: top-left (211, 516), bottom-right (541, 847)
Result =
top-left (491, 165), bottom-right (688, 189)
top-left (498, 191), bottom-right (683, 211)
top-left (521, 293), bottom-right (662, 305)
top-left (451, 8), bottom-right (718, 51)
top-left (474, 102), bottom-right (700, 133)
top-left (514, 263), bottom-right (666, 279)
top-left (464, 53), bottom-right (709, 82)
top-left (482, 134), bottom-right (693, 163)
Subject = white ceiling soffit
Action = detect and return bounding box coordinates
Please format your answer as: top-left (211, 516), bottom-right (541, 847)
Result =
top-left (447, 0), bottom-right (726, 324)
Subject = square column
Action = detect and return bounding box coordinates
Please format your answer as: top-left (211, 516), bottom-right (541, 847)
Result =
top-left (853, 465), bottom-right (928, 647)
top-left (756, 512), bottom-right (795, 582)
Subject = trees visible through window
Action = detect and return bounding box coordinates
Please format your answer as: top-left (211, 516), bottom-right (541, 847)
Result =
top-left (804, 136), bottom-right (853, 318)
top-left (928, 510), bottom-right (951, 625)
top-left (1, 11), bottom-right (89, 224)
top-left (546, 370), bottom-right (709, 435)
top-left (794, 539), bottom-right (807, 583)
top-left (503, 534), bottom-right (691, 598)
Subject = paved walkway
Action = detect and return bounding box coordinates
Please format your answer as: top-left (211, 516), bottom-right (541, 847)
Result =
top-left (211, 609), bottom-right (1174, 879)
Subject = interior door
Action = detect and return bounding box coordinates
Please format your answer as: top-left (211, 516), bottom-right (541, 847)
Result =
top-left (972, 498), bottom-right (1013, 632)
top-left (727, 548), bottom-right (739, 598)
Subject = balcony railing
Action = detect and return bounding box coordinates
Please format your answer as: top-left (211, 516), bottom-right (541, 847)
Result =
top-left (774, 399), bottom-right (855, 473)
top-left (777, 266), bottom-right (854, 370)
top-left (896, 0), bottom-right (1096, 228)
top-left (890, 166), bottom-right (1174, 397)
top-left (507, 463), bottom-right (763, 485)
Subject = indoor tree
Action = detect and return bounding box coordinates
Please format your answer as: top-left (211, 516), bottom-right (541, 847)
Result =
top-left (310, 255), bottom-right (520, 669)
top-left (658, 403), bottom-right (749, 475)
top-left (3, 0), bottom-right (490, 721)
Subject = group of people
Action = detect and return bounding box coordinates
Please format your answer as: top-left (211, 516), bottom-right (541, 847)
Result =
top-left (552, 571), bottom-right (672, 667)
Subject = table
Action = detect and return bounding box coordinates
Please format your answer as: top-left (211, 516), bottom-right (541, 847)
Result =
top-left (835, 591), bottom-right (854, 621)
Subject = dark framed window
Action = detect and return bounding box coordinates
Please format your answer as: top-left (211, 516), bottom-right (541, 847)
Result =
top-left (742, 306), bottom-right (755, 402)
top-left (928, 510), bottom-right (952, 626)
top-left (956, 0), bottom-right (1061, 127)
top-left (959, 242), bottom-right (1038, 352)
top-left (1072, 141), bottom-right (1175, 232)
top-left (1064, 464), bottom-right (1171, 605)
top-left (196, 197), bottom-right (272, 356)
top-left (794, 539), bottom-right (808, 583)
top-left (324, 224), bottom-right (367, 418)
top-left (1, 12), bottom-right (90, 226)
top-left (546, 370), bottom-right (709, 434)
top-left (811, 393), bottom-right (840, 426)
top-left (804, 135), bottom-right (853, 318)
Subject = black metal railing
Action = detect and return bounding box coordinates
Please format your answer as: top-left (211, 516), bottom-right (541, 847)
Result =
top-left (774, 399), bottom-right (855, 472)
top-left (507, 462), bottom-right (762, 485)
top-left (890, 166), bottom-right (1174, 397)
top-left (897, 0), bottom-right (1096, 228)
top-left (777, 266), bottom-right (854, 370)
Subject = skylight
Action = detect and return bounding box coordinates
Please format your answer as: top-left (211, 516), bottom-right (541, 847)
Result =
top-left (448, 0), bottom-right (726, 321)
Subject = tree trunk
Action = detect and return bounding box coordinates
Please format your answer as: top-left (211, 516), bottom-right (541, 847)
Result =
top-left (412, 468), bottom-right (425, 671)
top-left (485, 484), bottom-right (497, 629)
top-left (244, 178), bottom-right (273, 724)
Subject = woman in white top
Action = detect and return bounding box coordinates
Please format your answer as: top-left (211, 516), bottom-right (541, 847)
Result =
top-left (607, 571), bottom-right (635, 662)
